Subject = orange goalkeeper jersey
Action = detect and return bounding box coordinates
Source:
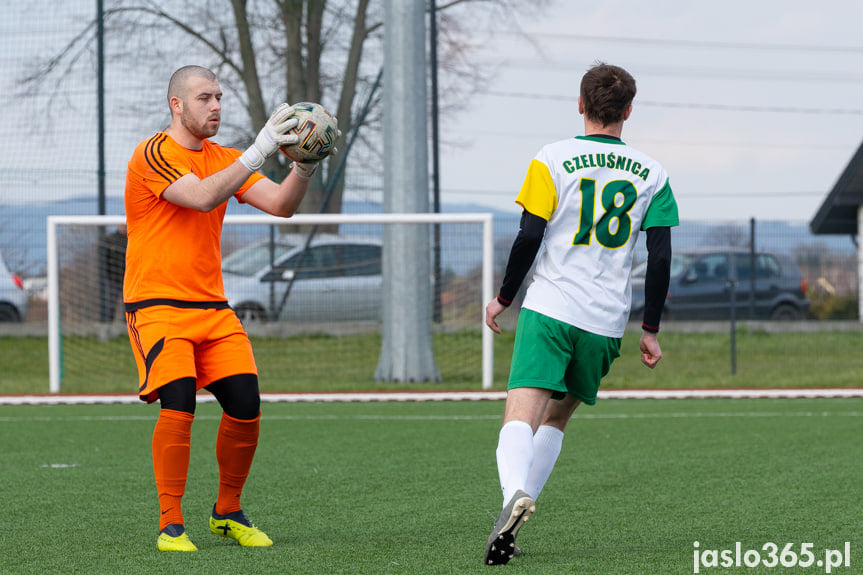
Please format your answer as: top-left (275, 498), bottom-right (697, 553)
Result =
top-left (124, 132), bottom-right (264, 305)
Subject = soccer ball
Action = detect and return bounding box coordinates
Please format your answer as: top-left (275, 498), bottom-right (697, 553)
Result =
top-left (280, 102), bottom-right (339, 164)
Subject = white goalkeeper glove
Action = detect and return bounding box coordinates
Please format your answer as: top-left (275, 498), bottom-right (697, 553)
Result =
top-left (291, 122), bottom-right (342, 180)
top-left (290, 161), bottom-right (318, 179)
top-left (238, 103), bottom-right (299, 172)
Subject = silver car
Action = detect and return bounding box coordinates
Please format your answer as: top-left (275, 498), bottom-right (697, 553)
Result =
top-left (222, 234), bottom-right (382, 323)
top-left (0, 250), bottom-right (28, 321)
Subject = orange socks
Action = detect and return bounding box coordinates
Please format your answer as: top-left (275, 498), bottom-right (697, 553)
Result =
top-left (214, 412), bottom-right (260, 516)
top-left (152, 409), bottom-right (194, 530)
top-left (152, 409), bottom-right (260, 528)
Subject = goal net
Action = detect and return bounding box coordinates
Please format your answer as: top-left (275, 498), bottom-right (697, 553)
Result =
top-left (47, 213), bottom-right (495, 394)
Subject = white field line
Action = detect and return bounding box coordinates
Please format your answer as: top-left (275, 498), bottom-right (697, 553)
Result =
top-left (1, 411), bottom-right (861, 424)
top-left (1, 388), bottom-right (863, 406)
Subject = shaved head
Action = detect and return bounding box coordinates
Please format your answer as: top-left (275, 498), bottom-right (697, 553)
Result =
top-left (165, 65), bottom-right (222, 143)
top-left (167, 65), bottom-right (217, 104)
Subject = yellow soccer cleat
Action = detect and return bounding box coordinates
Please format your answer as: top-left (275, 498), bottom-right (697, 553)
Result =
top-left (209, 507), bottom-right (273, 547)
top-left (157, 524), bottom-right (198, 552)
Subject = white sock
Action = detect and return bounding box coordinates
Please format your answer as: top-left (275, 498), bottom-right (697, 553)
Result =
top-left (525, 425), bottom-right (564, 500)
top-left (496, 420), bottom-right (534, 507)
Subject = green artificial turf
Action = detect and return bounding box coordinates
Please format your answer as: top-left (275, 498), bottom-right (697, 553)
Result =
top-left (1, 398), bottom-right (860, 574)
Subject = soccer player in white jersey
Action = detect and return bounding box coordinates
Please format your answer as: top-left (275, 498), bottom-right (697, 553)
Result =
top-left (482, 62), bottom-right (679, 566)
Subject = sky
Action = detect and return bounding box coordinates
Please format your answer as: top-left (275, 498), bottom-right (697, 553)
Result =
top-left (438, 0), bottom-right (863, 222)
top-left (2, 0), bottom-right (863, 225)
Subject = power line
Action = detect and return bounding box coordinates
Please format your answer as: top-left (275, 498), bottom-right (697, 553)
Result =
top-left (501, 61), bottom-right (863, 85)
top-left (447, 130), bottom-right (854, 152)
top-left (505, 32), bottom-right (863, 55)
top-left (639, 101), bottom-right (863, 115)
top-left (678, 191), bottom-right (825, 198)
top-left (484, 90), bottom-right (863, 115)
top-left (441, 187), bottom-right (827, 199)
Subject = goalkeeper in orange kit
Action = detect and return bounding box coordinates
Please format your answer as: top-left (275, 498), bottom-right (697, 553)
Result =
top-left (124, 65), bottom-right (337, 551)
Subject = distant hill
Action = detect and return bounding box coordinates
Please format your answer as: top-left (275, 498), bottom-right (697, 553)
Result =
top-left (0, 195), bottom-right (855, 277)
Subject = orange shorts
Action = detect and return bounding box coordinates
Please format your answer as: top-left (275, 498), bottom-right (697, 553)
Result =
top-left (126, 305), bottom-right (257, 403)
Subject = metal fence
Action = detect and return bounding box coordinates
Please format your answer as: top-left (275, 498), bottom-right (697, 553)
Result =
top-left (1, 2), bottom-right (858, 326)
top-left (2, 211), bottom-right (858, 326)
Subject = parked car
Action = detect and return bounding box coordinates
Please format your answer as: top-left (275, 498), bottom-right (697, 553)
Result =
top-left (222, 234), bottom-right (382, 323)
top-left (0, 250), bottom-right (28, 321)
top-left (630, 247), bottom-right (810, 321)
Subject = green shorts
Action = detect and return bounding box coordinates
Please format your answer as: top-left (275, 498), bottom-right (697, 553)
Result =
top-left (508, 308), bottom-right (621, 406)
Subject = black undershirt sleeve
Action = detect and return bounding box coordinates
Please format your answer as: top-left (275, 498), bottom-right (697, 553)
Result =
top-left (497, 210), bottom-right (547, 306)
top-left (642, 226), bottom-right (672, 332)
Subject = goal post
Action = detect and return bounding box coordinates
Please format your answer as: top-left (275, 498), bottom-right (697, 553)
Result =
top-left (48, 214), bottom-right (126, 394)
top-left (47, 212), bottom-right (495, 393)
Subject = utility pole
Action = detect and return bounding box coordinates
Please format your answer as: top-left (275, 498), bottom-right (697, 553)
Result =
top-left (375, 0), bottom-right (441, 382)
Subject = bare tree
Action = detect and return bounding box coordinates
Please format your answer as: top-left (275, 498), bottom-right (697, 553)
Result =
top-left (704, 224), bottom-right (749, 248)
top-left (20, 0), bottom-right (548, 216)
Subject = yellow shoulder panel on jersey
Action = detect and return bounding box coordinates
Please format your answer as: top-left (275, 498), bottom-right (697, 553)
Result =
top-left (515, 159), bottom-right (557, 220)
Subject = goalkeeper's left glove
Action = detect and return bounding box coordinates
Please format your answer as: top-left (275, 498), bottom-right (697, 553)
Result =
top-left (291, 125), bottom-right (343, 180)
top-left (290, 118), bottom-right (344, 179)
top-left (290, 161), bottom-right (318, 180)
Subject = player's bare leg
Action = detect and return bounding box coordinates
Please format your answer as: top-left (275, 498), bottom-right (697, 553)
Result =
top-left (502, 387), bottom-right (554, 431)
top-left (541, 393), bottom-right (581, 430)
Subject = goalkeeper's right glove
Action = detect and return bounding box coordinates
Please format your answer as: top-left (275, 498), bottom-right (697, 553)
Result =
top-left (238, 103), bottom-right (299, 172)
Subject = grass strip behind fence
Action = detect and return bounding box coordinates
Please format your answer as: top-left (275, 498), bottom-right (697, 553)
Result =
top-left (2, 328), bottom-right (863, 394)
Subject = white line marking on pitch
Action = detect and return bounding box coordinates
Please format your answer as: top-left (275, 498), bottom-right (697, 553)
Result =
top-left (0, 411), bottom-right (860, 424)
top-left (2, 388), bottom-right (863, 406)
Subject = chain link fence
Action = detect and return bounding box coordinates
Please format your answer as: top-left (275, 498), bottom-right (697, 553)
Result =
top-left (1, 2), bottom-right (862, 395)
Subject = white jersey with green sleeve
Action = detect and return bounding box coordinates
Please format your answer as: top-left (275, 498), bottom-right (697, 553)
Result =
top-left (517, 135), bottom-right (679, 338)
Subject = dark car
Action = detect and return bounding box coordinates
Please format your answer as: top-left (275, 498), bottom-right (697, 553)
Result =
top-left (630, 248), bottom-right (810, 321)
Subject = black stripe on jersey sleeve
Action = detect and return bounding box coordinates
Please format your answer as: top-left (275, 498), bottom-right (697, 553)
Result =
top-left (642, 226), bottom-right (672, 331)
top-left (497, 210), bottom-right (546, 305)
top-left (144, 133), bottom-right (184, 184)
